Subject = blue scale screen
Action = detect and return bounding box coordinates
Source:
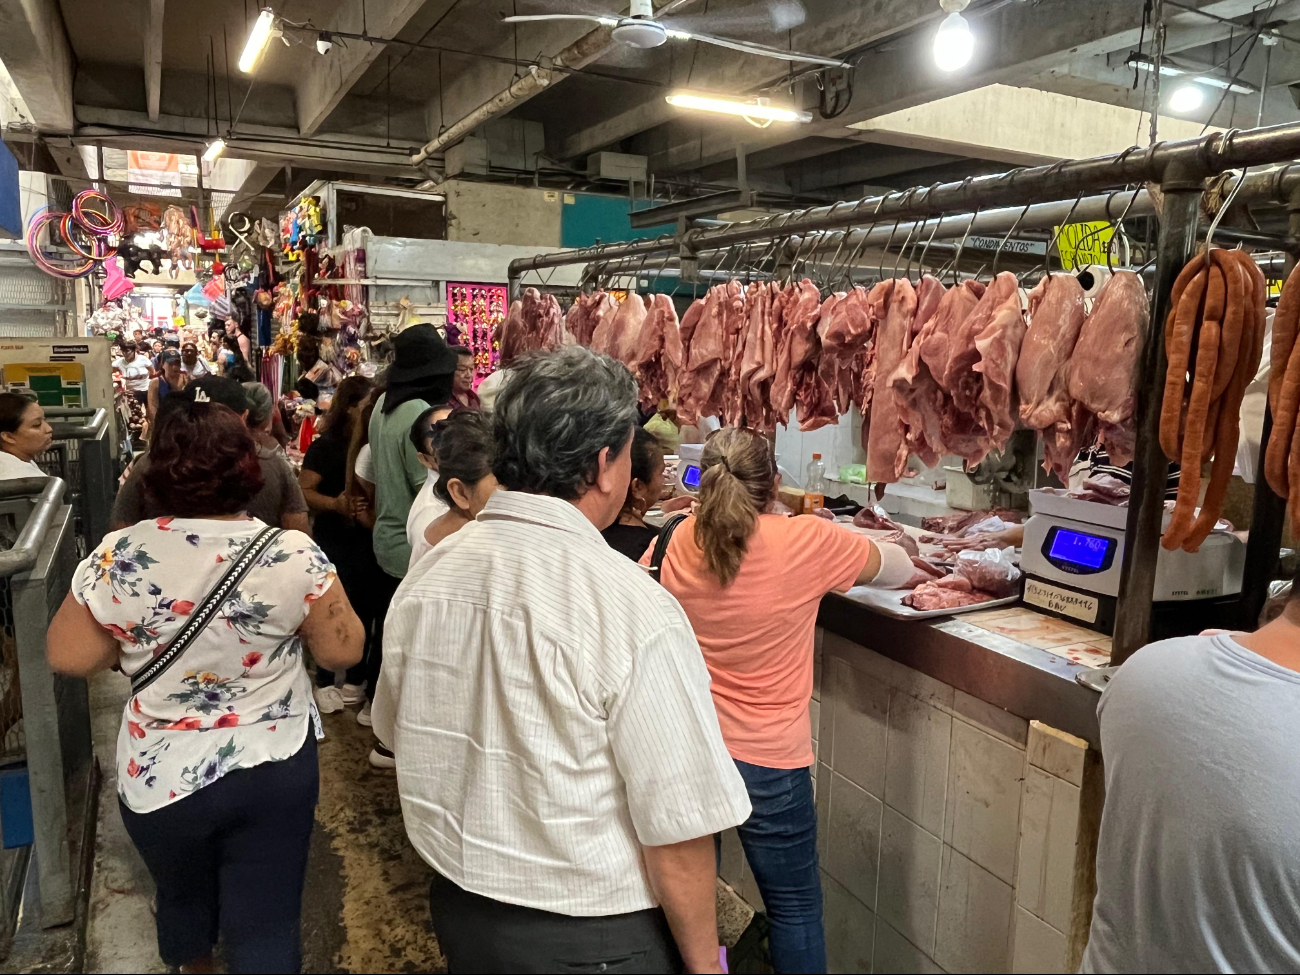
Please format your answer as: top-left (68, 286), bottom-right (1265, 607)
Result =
top-left (681, 464), bottom-right (702, 491)
top-left (1048, 528), bottom-right (1111, 570)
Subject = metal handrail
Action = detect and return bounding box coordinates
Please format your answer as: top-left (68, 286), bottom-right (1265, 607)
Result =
top-left (0, 478), bottom-right (66, 578)
top-left (43, 408), bottom-right (107, 440)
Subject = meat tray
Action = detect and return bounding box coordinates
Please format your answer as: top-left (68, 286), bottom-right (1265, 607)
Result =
top-left (840, 585), bottom-right (1021, 621)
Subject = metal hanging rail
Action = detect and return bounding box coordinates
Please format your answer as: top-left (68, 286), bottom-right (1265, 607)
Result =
top-left (508, 123), bottom-right (1300, 296)
top-left (505, 123), bottom-right (1300, 665)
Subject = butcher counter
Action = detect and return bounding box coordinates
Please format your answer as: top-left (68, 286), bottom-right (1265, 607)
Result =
top-left (717, 595), bottom-right (1106, 975)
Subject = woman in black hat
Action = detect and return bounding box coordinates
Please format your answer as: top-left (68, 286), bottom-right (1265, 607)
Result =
top-left (359, 325), bottom-right (457, 737)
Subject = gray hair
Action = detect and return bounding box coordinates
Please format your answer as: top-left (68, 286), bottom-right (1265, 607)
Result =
top-left (492, 345), bottom-right (638, 501)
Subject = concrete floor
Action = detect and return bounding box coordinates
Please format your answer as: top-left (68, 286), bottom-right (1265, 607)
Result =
top-left (82, 671), bottom-right (753, 974)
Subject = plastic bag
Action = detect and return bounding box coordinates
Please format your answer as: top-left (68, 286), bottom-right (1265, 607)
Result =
top-left (955, 546), bottom-right (1022, 598)
top-left (838, 463), bottom-right (867, 484)
top-left (958, 515), bottom-right (1017, 538)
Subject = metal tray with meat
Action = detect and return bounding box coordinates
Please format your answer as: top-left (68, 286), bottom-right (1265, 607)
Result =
top-left (839, 584), bottom-right (1021, 621)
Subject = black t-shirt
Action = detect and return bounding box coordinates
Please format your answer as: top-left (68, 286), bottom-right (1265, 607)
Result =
top-left (601, 521), bottom-right (661, 562)
top-left (301, 429), bottom-right (352, 551)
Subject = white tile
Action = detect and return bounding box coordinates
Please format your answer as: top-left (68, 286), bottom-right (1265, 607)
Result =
top-left (1027, 721), bottom-right (1087, 788)
top-left (823, 872), bottom-right (876, 975)
top-left (1012, 906), bottom-right (1067, 974)
top-left (1016, 766), bottom-right (1081, 932)
top-left (738, 854), bottom-right (766, 912)
top-left (718, 827), bottom-right (745, 888)
top-left (826, 771), bottom-right (884, 911)
top-left (944, 719), bottom-right (1024, 885)
top-left (819, 659), bottom-right (838, 755)
top-left (810, 698), bottom-right (821, 745)
top-left (873, 917), bottom-right (944, 974)
top-left (934, 846), bottom-right (1014, 975)
top-left (885, 690), bottom-right (952, 836)
top-left (814, 627), bottom-right (825, 702)
top-left (877, 806), bottom-right (942, 955)
top-left (829, 658), bottom-right (890, 798)
top-left (822, 634), bottom-right (955, 712)
top-left (952, 689), bottom-right (1028, 747)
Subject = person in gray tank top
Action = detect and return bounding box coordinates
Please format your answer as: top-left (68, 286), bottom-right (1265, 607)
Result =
top-left (1081, 567), bottom-right (1300, 973)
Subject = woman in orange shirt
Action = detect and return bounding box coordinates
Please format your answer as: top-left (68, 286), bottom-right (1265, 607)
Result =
top-left (646, 428), bottom-right (917, 973)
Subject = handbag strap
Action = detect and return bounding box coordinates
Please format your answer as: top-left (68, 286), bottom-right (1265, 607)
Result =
top-left (649, 513), bottom-right (689, 585)
top-left (130, 527), bottom-right (284, 696)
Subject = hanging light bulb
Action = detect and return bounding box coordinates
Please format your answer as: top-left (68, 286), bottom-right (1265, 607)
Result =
top-left (1169, 83), bottom-right (1205, 114)
top-left (933, 10), bottom-right (974, 72)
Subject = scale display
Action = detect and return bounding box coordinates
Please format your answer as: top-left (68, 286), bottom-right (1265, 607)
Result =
top-left (681, 464), bottom-right (702, 492)
top-left (1042, 525), bottom-right (1116, 574)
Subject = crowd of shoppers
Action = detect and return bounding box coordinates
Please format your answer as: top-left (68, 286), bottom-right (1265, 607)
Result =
top-left (44, 313), bottom-right (1300, 975)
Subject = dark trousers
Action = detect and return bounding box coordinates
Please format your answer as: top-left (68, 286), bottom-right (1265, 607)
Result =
top-left (314, 532), bottom-right (377, 688)
top-left (732, 760), bottom-right (825, 974)
top-left (428, 870), bottom-right (683, 974)
top-left (365, 570), bottom-right (402, 704)
top-left (119, 733), bottom-right (319, 973)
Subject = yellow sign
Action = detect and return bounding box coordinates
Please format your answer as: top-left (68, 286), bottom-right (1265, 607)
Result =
top-left (1054, 221), bottom-right (1116, 271)
top-left (3, 363), bottom-right (87, 408)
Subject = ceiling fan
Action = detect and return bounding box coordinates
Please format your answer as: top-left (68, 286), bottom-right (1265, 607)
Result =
top-left (502, 0), bottom-right (851, 68)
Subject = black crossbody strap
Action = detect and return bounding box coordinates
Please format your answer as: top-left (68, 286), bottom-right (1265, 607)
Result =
top-left (649, 513), bottom-right (689, 585)
top-left (130, 527), bottom-right (284, 695)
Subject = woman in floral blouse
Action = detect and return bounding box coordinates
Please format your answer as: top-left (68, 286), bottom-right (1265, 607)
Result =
top-left (48, 397), bottom-right (364, 974)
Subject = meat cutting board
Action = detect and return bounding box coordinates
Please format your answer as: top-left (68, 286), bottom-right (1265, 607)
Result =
top-left (840, 586), bottom-right (1021, 621)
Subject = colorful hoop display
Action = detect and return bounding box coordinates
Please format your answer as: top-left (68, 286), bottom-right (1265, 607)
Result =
top-left (25, 189), bottom-right (124, 279)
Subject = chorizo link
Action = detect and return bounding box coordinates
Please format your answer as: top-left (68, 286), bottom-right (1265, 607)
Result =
top-left (1160, 267), bottom-right (1210, 461)
top-left (1271, 258), bottom-right (1300, 414)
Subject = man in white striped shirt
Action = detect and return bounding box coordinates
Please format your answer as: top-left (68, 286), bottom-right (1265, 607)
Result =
top-left (374, 346), bottom-right (751, 974)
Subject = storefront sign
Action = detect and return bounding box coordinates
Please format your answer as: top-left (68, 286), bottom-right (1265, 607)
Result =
top-left (1024, 578), bottom-right (1099, 623)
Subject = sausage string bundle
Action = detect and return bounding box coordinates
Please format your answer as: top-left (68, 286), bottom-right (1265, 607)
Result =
top-left (1159, 249), bottom-right (1266, 552)
top-left (1264, 259), bottom-right (1300, 527)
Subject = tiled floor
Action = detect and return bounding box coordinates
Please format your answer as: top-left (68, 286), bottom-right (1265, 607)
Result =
top-left (962, 607), bottom-right (1113, 668)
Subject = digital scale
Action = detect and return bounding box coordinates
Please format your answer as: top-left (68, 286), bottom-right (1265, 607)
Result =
top-left (1021, 488), bottom-right (1244, 636)
top-left (674, 444), bottom-right (704, 495)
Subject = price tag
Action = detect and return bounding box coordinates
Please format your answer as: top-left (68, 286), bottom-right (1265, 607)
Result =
top-left (1025, 579), bottom-right (1099, 623)
top-left (1054, 221), bottom-right (1115, 270)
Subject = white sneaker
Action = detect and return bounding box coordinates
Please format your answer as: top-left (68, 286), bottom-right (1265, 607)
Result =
top-left (314, 685), bottom-right (345, 714)
top-left (369, 744), bottom-right (396, 769)
top-left (340, 682), bottom-right (366, 706)
top-left (356, 702), bottom-right (373, 727)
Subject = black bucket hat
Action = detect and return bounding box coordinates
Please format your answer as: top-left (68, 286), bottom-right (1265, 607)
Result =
top-left (388, 324), bottom-right (457, 384)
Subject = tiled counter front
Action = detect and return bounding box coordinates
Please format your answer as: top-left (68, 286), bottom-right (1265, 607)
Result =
top-left (719, 628), bottom-right (1103, 974)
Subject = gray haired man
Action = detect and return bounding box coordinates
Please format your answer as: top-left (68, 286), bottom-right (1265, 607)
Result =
top-left (374, 346), bottom-right (749, 974)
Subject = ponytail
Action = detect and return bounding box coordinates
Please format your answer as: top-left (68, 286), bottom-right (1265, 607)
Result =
top-left (693, 427), bottom-right (777, 587)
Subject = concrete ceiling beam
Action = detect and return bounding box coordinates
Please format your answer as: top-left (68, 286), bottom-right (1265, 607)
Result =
top-left (0, 0), bottom-right (75, 132)
top-left (145, 0), bottom-right (164, 122)
top-left (296, 0), bottom-right (437, 137)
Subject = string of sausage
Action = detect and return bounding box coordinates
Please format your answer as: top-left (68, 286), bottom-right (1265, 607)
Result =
top-left (1159, 249), bottom-right (1267, 552)
top-left (1265, 259), bottom-right (1300, 505)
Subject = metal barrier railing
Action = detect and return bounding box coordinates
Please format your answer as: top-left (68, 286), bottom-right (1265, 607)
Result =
top-left (0, 478), bottom-right (89, 953)
top-left (36, 409), bottom-right (116, 558)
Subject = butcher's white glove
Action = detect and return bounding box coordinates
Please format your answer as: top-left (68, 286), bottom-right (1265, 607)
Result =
top-left (868, 541), bottom-right (918, 589)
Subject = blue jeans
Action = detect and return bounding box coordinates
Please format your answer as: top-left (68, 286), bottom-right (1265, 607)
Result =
top-left (733, 759), bottom-right (825, 974)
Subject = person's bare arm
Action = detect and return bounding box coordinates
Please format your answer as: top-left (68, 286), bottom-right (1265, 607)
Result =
top-left (146, 379), bottom-right (160, 425)
top-left (47, 592), bottom-right (119, 676)
top-left (298, 580), bottom-right (364, 671)
top-left (641, 836), bottom-right (724, 974)
top-left (853, 539), bottom-right (885, 586)
top-left (299, 468), bottom-right (347, 517)
top-left (353, 478), bottom-right (376, 529)
top-left (282, 511), bottom-right (310, 536)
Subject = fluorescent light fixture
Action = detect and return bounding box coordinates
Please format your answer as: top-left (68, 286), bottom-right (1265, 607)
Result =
top-left (238, 8), bottom-right (276, 73)
top-left (665, 91), bottom-right (812, 123)
top-left (1128, 53), bottom-right (1256, 95)
top-left (933, 12), bottom-right (974, 72)
top-left (1169, 83), bottom-right (1205, 114)
top-left (202, 139), bottom-right (226, 163)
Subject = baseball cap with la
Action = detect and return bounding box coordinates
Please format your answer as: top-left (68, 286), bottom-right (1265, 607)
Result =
top-left (178, 376), bottom-right (248, 414)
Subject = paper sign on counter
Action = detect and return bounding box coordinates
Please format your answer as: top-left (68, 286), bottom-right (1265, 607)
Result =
top-left (1024, 579), bottom-right (1099, 623)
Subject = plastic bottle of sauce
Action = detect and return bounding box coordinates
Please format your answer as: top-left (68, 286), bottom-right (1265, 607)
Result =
top-left (803, 453), bottom-right (826, 515)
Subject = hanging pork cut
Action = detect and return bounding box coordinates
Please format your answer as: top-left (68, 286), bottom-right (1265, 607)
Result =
top-left (499, 287), bottom-right (564, 363)
top-left (1068, 270), bottom-right (1149, 466)
top-left (566, 291), bottom-right (616, 347)
top-left (865, 279), bottom-right (918, 483)
top-left (890, 280), bottom-right (983, 467)
top-left (592, 293), bottom-right (649, 369)
top-left (771, 280), bottom-right (824, 419)
top-left (1017, 274), bottom-right (1089, 482)
top-left (631, 294), bottom-right (683, 410)
top-left (817, 286), bottom-right (874, 417)
top-left (677, 281), bottom-right (743, 424)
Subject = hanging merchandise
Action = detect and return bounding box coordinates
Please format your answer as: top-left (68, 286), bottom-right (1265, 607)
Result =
top-left (161, 205), bottom-right (195, 277)
top-left (25, 189), bottom-right (124, 279)
top-left (446, 282), bottom-right (507, 384)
